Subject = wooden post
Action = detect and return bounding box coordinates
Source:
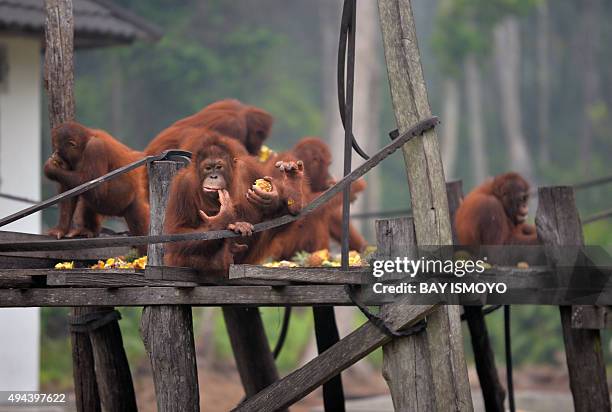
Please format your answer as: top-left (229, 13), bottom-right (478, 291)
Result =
top-left (222, 307), bottom-right (283, 401)
top-left (44, 1), bottom-right (135, 410)
top-left (447, 182), bottom-right (505, 411)
top-left (141, 161), bottom-right (199, 412)
top-left (88, 309), bottom-right (137, 412)
top-left (377, 217), bottom-right (436, 411)
top-left (378, 0), bottom-right (472, 409)
top-left (536, 186), bottom-right (610, 411)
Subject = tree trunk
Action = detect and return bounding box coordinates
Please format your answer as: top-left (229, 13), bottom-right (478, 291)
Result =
top-left (494, 17), bottom-right (534, 182)
top-left (537, 0), bottom-right (551, 166)
top-left (579, 0), bottom-right (602, 173)
top-left (464, 56), bottom-right (487, 183)
top-left (440, 78), bottom-right (459, 178)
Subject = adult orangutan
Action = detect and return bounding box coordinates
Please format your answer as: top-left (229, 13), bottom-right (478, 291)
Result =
top-left (265, 137), bottom-right (368, 255)
top-left (145, 99), bottom-right (273, 157)
top-left (455, 172), bottom-right (537, 245)
top-left (43, 122), bottom-right (149, 240)
top-left (163, 131), bottom-right (306, 275)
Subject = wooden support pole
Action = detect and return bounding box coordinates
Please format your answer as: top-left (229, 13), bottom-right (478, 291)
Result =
top-left (447, 182), bottom-right (505, 411)
top-left (141, 161), bottom-right (199, 412)
top-left (536, 187), bottom-right (610, 411)
top-left (88, 308), bottom-right (138, 412)
top-left (222, 307), bottom-right (283, 400)
top-left (44, 2), bottom-right (99, 410)
top-left (44, 1), bottom-right (134, 410)
top-left (377, 218), bottom-right (436, 411)
top-left (377, 0), bottom-right (472, 410)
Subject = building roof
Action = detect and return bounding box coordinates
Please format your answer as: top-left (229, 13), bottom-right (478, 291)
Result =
top-left (0, 0), bottom-right (162, 48)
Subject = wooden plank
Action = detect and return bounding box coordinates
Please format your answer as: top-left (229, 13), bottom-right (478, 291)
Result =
top-left (47, 272), bottom-right (198, 287)
top-left (0, 285), bottom-right (357, 307)
top-left (88, 307), bottom-right (137, 412)
top-left (141, 160), bottom-right (199, 412)
top-left (0, 275), bottom-right (37, 288)
top-left (536, 186), bottom-right (610, 411)
top-left (229, 264), bottom-right (366, 284)
top-left (43, 1), bottom-right (103, 411)
top-left (1, 283), bottom-right (611, 307)
top-left (0, 231), bottom-right (131, 261)
top-left (447, 181), bottom-right (506, 411)
top-left (572, 305), bottom-right (612, 329)
top-left (378, 0), bottom-right (472, 409)
top-left (233, 303), bottom-right (437, 412)
top-left (0, 265), bottom-right (553, 285)
top-left (377, 218), bottom-right (436, 411)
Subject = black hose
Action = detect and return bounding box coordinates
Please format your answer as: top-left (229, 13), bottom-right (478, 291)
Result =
top-left (504, 305), bottom-right (516, 412)
top-left (272, 307), bottom-right (291, 359)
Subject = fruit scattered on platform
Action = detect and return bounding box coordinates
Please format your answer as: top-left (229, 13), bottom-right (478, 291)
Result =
top-left (54, 261), bottom-right (74, 270)
top-left (263, 249), bottom-right (367, 268)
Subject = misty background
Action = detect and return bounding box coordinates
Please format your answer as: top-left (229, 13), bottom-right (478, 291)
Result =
top-left (38, 0), bottom-right (612, 406)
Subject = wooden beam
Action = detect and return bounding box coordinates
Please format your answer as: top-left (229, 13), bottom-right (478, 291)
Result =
top-left (229, 264), bottom-right (366, 284)
top-left (3, 282), bottom-right (609, 307)
top-left (447, 182), bottom-right (506, 411)
top-left (536, 186), bottom-right (610, 411)
top-left (572, 305), bottom-right (612, 329)
top-left (377, 0), bottom-right (472, 408)
top-left (141, 160), bottom-right (199, 412)
top-left (232, 303), bottom-right (437, 412)
top-left (47, 272), bottom-right (198, 288)
top-left (377, 218), bottom-right (436, 411)
top-left (0, 231), bottom-right (131, 261)
top-left (44, 1), bottom-right (103, 410)
top-left (0, 285), bottom-right (361, 307)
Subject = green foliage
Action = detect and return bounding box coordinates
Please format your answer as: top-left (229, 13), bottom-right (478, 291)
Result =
top-left (431, 0), bottom-right (540, 76)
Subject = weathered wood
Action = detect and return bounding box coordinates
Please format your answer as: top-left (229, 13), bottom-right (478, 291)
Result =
top-left (89, 308), bottom-right (137, 412)
top-left (377, 218), bottom-right (436, 411)
top-left (44, 0), bottom-right (75, 128)
top-left (378, 0), bottom-right (472, 408)
top-left (233, 303), bottom-right (437, 412)
top-left (536, 186), bottom-right (610, 411)
top-left (0, 255), bottom-right (57, 270)
top-left (229, 264), bottom-right (366, 284)
top-left (572, 305), bottom-right (612, 329)
top-left (223, 307), bottom-right (282, 398)
top-left (447, 181), bottom-right (505, 412)
top-left (141, 159), bottom-right (199, 412)
top-left (47, 271), bottom-right (198, 288)
top-left (0, 275), bottom-right (36, 288)
top-left (44, 2), bottom-right (101, 411)
top-left (70, 307), bottom-right (101, 412)
top-left (446, 180), bottom-right (463, 244)
top-left (0, 231), bottom-right (131, 261)
top-left (0, 285), bottom-right (362, 307)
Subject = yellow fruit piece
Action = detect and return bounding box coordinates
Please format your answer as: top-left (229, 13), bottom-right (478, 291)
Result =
top-left (278, 260), bottom-right (297, 268)
top-left (54, 261), bottom-right (74, 270)
top-left (258, 145), bottom-right (275, 162)
top-left (90, 260), bottom-right (105, 269)
top-left (132, 256), bottom-right (147, 270)
top-left (517, 261), bottom-right (529, 269)
top-left (254, 178), bottom-right (273, 192)
top-left (482, 262), bottom-right (492, 270)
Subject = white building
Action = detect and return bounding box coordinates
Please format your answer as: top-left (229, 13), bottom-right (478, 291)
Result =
top-left (0, 0), bottom-right (160, 392)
